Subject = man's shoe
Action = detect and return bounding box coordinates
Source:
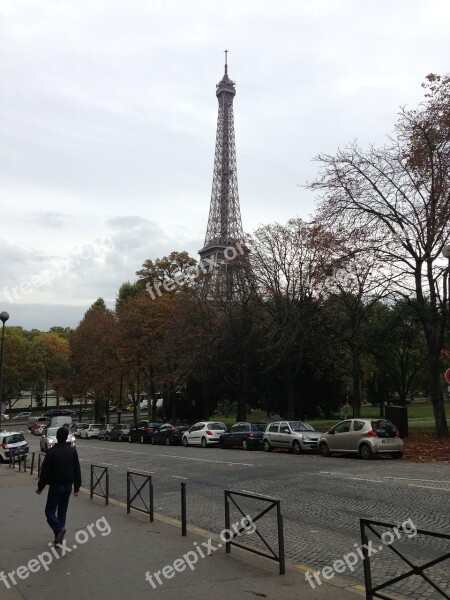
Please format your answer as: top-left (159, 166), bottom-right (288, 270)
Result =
top-left (55, 528), bottom-right (66, 545)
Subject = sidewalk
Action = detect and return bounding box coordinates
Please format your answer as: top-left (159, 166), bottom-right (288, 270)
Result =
top-left (0, 466), bottom-right (364, 600)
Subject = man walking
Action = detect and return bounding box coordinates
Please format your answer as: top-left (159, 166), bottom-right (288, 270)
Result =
top-left (36, 427), bottom-right (81, 545)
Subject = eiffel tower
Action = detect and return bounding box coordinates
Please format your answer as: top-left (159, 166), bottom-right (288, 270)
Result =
top-left (199, 52), bottom-right (247, 295)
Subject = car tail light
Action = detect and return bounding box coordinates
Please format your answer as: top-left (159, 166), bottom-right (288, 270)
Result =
top-left (205, 430), bottom-right (213, 435)
top-left (248, 432), bottom-right (254, 437)
top-left (367, 430), bottom-right (377, 437)
top-left (1, 442), bottom-right (8, 450)
top-left (395, 430), bottom-right (400, 437)
top-left (172, 429), bottom-right (179, 434)
top-left (146, 426), bottom-right (154, 432)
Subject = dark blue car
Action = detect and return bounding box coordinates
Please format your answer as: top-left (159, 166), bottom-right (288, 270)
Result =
top-left (219, 422), bottom-right (267, 450)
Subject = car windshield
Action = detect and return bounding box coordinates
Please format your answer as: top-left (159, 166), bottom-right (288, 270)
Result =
top-left (251, 423), bottom-right (267, 432)
top-left (207, 423), bottom-right (227, 430)
top-left (289, 422), bottom-right (315, 432)
top-left (47, 428), bottom-right (59, 436)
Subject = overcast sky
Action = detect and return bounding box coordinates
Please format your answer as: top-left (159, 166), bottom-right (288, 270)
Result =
top-left (1, 0), bottom-right (449, 330)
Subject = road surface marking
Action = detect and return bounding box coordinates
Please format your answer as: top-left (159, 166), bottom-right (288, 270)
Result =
top-left (172, 475), bottom-right (188, 480)
top-left (157, 454), bottom-right (253, 466)
top-left (408, 484), bottom-right (450, 491)
top-left (385, 476), bottom-right (450, 484)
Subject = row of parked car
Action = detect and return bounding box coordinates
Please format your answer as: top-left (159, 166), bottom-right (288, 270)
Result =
top-left (71, 417), bottom-right (404, 459)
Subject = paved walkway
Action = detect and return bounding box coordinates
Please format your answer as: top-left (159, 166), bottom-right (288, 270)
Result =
top-left (0, 465), bottom-right (366, 600)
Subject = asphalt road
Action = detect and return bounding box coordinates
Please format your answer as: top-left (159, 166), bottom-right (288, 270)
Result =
top-left (25, 432), bottom-right (450, 599)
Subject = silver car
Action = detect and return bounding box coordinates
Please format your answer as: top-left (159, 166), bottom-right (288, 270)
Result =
top-left (318, 418), bottom-right (404, 460)
top-left (40, 426), bottom-right (76, 452)
top-left (263, 421), bottom-right (321, 453)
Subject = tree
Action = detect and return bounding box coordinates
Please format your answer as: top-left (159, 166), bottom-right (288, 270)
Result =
top-left (35, 333), bottom-right (71, 406)
top-left (365, 301), bottom-right (427, 407)
top-left (70, 298), bottom-right (119, 421)
top-left (247, 219), bottom-right (333, 419)
top-left (310, 74), bottom-right (450, 437)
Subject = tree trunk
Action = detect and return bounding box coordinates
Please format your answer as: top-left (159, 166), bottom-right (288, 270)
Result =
top-left (352, 347), bottom-right (361, 418)
top-left (287, 373), bottom-right (296, 420)
top-left (428, 347), bottom-right (449, 438)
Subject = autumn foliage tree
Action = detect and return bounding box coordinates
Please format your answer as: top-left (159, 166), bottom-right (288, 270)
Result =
top-left (310, 74), bottom-right (450, 437)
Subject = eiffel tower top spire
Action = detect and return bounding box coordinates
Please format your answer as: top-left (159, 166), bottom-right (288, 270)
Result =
top-left (199, 54), bottom-right (244, 259)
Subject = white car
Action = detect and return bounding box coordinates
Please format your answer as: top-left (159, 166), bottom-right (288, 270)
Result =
top-left (0, 431), bottom-right (29, 462)
top-left (13, 411), bottom-right (32, 420)
top-left (34, 423), bottom-right (48, 436)
top-left (1, 413), bottom-right (9, 420)
top-left (80, 424), bottom-right (102, 439)
top-left (182, 422), bottom-right (227, 447)
top-left (40, 426), bottom-right (76, 452)
top-left (72, 423), bottom-right (89, 437)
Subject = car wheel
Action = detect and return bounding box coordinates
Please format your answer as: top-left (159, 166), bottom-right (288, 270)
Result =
top-left (319, 442), bottom-right (331, 457)
top-left (292, 440), bottom-right (301, 454)
top-left (219, 439), bottom-right (226, 449)
top-left (242, 439), bottom-right (249, 451)
top-left (201, 437), bottom-right (207, 448)
top-left (140, 434), bottom-right (145, 444)
top-left (263, 439), bottom-right (272, 452)
top-left (165, 437), bottom-right (171, 446)
top-left (360, 443), bottom-right (373, 460)
top-left (151, 436), bottom-right (156, 445)
top-left (182, 437), bottom-right (188, 447)
top-left (391, 452), bottom-right (403, 459)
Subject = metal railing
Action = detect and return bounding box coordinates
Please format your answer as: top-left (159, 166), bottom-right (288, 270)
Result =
top-left (126, 470), bottom-right (153, 521)
top-left (181, 482), bottom-right (187, 536)
top-left (224, 489), bottom-right (285, 575)
top-left (37, 453), bottom-right (46, 476)
top-left (360, 518), bottom-right (450, 599)
top-left (8, 449), bottom-right (27, 471)
top-left (90, 464), bottom-right (109, 505)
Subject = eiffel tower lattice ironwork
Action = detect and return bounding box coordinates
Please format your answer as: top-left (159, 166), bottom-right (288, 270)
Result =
top-left (199, 52), bottom-right (245, 278)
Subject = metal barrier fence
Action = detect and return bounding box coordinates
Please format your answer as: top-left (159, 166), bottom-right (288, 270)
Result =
top-left (181, 482), bottom-right (187, 536)
top-left (224, 489), bottom-right (285, 575)
top-left (90, 464), bottom-right (109, 505)
top-left (360, 518), bottom-right (450, 599)
top-left (37, 453), bottom-right (46, 476)
top-left (126, 470), bottom-right (153, 521)
top-left (29, 451), bottom-right (35, 475)
top-left (8, 449), bottom-right (27, 471)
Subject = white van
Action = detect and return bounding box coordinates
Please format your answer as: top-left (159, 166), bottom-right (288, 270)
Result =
top-left (50, 416), bottom-right (73, 429)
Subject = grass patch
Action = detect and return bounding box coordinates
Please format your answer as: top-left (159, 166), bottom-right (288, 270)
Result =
top-left (210, 402), bottom-right (449, 429)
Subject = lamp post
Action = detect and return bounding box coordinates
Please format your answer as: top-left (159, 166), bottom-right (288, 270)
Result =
top-left (0, 311), bottom-right (10, 431)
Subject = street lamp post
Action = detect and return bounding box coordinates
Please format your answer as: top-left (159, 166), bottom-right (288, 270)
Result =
top-left (0, 311), bottom-right (10, 431)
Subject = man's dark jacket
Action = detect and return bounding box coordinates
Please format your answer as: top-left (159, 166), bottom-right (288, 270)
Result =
top-left (38, 443), bottom-right (82, 493)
